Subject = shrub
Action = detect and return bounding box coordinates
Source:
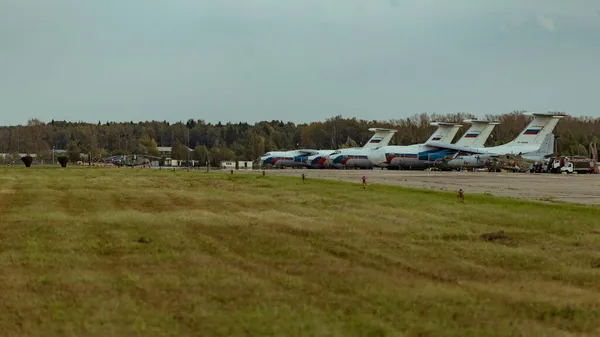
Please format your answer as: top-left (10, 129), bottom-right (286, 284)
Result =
top-left (57, 156), bottom-right (68, 167)
top-left (21, 155), bottom-right (33, 167)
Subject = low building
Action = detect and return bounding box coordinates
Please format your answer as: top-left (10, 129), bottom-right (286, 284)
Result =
top-left (220, 161), bottom-right (236, 170)
top-left (0, 153), bottom-right (38, 159)
top-left (237, 161), bottom-right (253, 170)
top-left (157, 147), bottom-right (172, 156)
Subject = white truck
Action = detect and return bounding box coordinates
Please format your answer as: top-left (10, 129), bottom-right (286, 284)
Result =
top-left (559, 157), bottom-right (596, 174)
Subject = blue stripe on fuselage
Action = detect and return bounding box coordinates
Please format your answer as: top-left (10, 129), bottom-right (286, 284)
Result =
top-left (332, 155), bottom-right (368, 164)
top-left (424, 149), bottom-right (455, 161)
top-left (417, 148), bottom-right (450, 161)
top-left (386, 148), bottom-right (455, 162)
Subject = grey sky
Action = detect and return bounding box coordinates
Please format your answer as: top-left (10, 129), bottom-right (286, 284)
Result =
top-left (1, 0), bottom-right (599, 125)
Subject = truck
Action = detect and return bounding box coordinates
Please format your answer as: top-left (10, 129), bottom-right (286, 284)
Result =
top-left (559, 156), bottom-right (596, 174)
top-left (545, 157), bottom-right (564, 173)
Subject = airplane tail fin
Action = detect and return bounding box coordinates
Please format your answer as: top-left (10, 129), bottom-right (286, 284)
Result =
top-left (524, 133), bottom-right (555, 158)
top-left (455, 120), bottom-right (500, 147)
top-left (425, 122), bottom-right (462, 144)
top-left (363, 128), bottom-right (397, 148)
top-left (506, 112), bottom-right (565, 146)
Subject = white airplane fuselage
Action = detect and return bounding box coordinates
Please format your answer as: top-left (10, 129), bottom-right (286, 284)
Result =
top-left (446, 153), bottom-right (544, 169)
top-left (444, 144), bottom-right (546, 169)
top-left (259, 150), bottom-right (312, 168)
top-left (328, 147), bottom-right (373, 169)
top-left (368, 144), bottom-right (455, 169)
top-left (306, 150), bottom-right (335, 169)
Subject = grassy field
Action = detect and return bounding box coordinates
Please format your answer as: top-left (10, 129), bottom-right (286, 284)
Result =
top-left (1, 167), bottom-right (599, 337)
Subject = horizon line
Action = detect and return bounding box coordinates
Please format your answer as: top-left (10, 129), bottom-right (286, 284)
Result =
top-left (1, 110), bottom-right (589, 127)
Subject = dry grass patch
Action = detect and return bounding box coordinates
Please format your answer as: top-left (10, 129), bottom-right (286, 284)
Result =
top-left (0, 167), bottom-right (599, 337)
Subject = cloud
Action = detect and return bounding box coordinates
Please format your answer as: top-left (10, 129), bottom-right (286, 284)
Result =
top-left (536, 15), bottom-right (555, 31)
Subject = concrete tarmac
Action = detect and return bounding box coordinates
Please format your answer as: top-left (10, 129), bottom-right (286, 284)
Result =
top-left (236, 169), bottom-right (600, 205)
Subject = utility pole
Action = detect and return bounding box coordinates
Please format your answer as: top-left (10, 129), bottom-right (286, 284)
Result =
top-left (52, 145), bottom-right (55, 165)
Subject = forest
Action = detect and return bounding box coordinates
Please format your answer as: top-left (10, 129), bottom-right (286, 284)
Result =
top-left (1, 111), bottom-right (599, 165)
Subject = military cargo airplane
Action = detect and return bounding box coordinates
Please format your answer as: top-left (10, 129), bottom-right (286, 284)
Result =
top-left (259, 149), bottom-right (322, 168)
top-left (427, 112), bottom-right (564, 170)
top-left (326, 128), bottom-right (397, 169)
top-left (259, 128), bottom-right (398, 169)
top-left (443, 133), bottom-right (555, 171)
top-left (429, 119), bottom-right (499, 169)
top-left (366, 122), bottom-right (464, 170)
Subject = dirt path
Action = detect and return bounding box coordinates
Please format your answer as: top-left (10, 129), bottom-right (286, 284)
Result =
top-left (234, 169), bottom-right (600, 205)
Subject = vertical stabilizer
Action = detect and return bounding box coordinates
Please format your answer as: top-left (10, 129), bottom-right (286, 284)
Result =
top-left (455, 120), bottom-right (500, 147)
top-left (506, 112), bottom-right (565, 146)
top-left (425, 122), bottom-right (462, 144)
top-left (525, 133), bottom-right (555, 157)
top-left (363, 128), bottom-right (397, 148)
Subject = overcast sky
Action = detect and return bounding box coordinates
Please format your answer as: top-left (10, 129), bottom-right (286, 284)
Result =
top-left (1, 0), bottom-right (599, 125)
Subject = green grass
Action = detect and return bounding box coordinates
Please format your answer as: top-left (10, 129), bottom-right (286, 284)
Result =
top-left (1, 167), bottom-right (599, 337)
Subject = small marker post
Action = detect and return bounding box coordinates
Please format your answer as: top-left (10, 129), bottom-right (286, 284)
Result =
top-left (302, 173), bottom-right (306, 184)
top-left (262, 170), bottom-right (265, 176)
top-left (362, 176), bottom-right (366, 189)
top-left (457, 188), bottom-right (464, 202)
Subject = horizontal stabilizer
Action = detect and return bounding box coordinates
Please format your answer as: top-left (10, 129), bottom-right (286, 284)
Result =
top-left (523, 112), bottom-right (568, 117)
top-left (430, 122), bottom-right (463, 127)
top-left (462, 119), bottom-right (500, 125)
top-left (367, 128), bottom-right (397, 133)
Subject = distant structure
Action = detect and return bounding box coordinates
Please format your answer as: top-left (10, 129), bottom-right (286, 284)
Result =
top-left (220, 160), bottom-right (254, 170)
top-left (157, 146), bottom-right (193, 167)
top-left (157, 147), bottom-right (172, 156)
top-left (0, 153), bottom-right (38, 160)
top-left (237, 161), bottom-right (253, 170)
top-left (221, 161), bottom-right (236, 170)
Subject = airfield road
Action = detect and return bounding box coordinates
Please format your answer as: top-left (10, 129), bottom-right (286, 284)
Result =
top-left (236, 169), bottom-right (600, 205)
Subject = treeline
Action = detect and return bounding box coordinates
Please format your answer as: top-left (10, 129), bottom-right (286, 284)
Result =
top-left (0, 111), bottom-right (598, 164)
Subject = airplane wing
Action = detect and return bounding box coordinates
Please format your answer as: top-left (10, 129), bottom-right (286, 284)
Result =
top-left (424, 141), bottom-right (489, 154)
top-left (430, 122), bottom-right (463, 126)
top-left (296, 149), bottom-right (320, 155)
